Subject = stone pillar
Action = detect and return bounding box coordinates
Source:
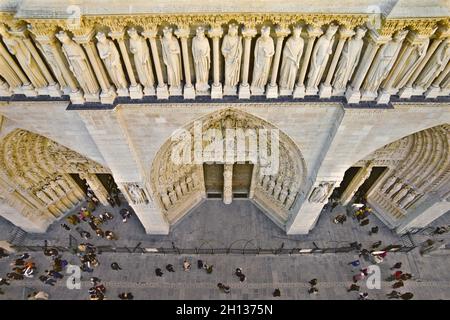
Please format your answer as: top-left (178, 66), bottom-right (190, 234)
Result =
top-left (142, 27), bottom-right (169, 99)
top-left (73, 31), bottom-right (117, 104)
top-left (399, 26), bottom-right (449, 99)
top-left (266, 26), bottom-right (290, 99)
top-left (175, 27), bottom-right (196, 99)
top-left (339, 163), bottom-right (373, 205)
top-left (118, 181), bottom-right (170, 234)
top-left (425, 61), bottom-right (450, 98)
top-left (32, 32), bottom-right (85, 104)
top-left (441, 71), bottom-right (450, 95)
top-left (238, 26), bottom-right (257, 99)
top-left (223, 164), bottom-right (233, 204)
top-left (208, 26), bottom-right (224, 99)
top-left (109, 30), bottom-right (144, 99)
top-left (378, 32), bottom-right (431, 104)
top-left (0, 41), bottom-right (36, 96)
top-left (345, 30), bottom-right (389, 104)
top-left (293, 25), bottom-right (322, 98)
top-left (319, 27), bottom-right (353, 98)
top-left (79, 172), bottom-right (109, 206)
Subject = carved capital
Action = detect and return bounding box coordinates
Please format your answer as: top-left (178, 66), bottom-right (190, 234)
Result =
top-left (241, 26), bottom-right (257, 39)
top-left (275, 26), bottom-right (291, 38)
top-left (306, 25), bottom-right (323, 38)
top-left (338, 26), bottom-right (355, 39)
top-left (208, 26), bottom-right (223, 39)
top-left (142, 26), bottom-right (159, 39)
top-left (108, 30), bottom-right (126, 41)
top-left (174, 27), bottom-right (190, 39)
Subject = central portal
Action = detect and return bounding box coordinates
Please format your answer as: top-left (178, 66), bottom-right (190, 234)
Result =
top-left (232, 163), bottom-right (254, 198)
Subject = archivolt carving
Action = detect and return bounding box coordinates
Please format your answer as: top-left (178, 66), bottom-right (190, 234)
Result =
top-left (365, 124), bottom-right (450, 222)
top-left (0, 129), bottom-right (109, 222)
top-left (150, 108), bottom-right (307, 225)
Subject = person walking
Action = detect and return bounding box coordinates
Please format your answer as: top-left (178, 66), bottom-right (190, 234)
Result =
top-left (155, 268), bottom-right (164, 277)
top-left (390, 262), bottom-right (402, 270)
top-left (308, 287), bottom-right (319, 295)
top-left (39, 275), bottom-right (56, 286)
top-left (118, 292), bottom-right (134, 300)
top-left (166, 264), bottom-right (175, 272)
top-left (217, 283), bottom-right (230, 294)
top-left (90, 277), bottom-right (101, 285)
top-left (347, 283), bottom-right (360, 292)
top-left (386, 290), bottom-right (401, 299)
top-left (392, 280), bottom-right (404, 289)
top-left (400, 273), bottom-right (412, 281)
top-left (369, 226), bottom-right (379, 235)
top-left (111, 262), bottom-right (122, 271)
top-left (358, 292), bottom-right (369, 300)
top-left (273, 288), bottom-right (281, 297)
top-left (183, 259), bottom-right (191, 272)
top-left (371, 241), bottom-right (382, 249)
top-left (400, 292), bottom-right (414, 300)
top-left (61, 223), bottom-right (71, 231)
top-left (309, 279), bottom-right (318, 286)
top-left (197, 260), bottom-right (203, 269)
top-left (0, 278), bottom-right (10, 286)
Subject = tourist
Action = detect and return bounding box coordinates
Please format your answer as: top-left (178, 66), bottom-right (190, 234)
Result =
top-left (333, 214), bottom-right (347, 224)
top-left (309, 279), bottom-right (318, 286)
top-left (39, 275), bottom-right (56, 286)
top-left (90, 277), bottom-right (101, 285)
top-left (360, 218), bottom-right (370, 226)
top-left (238, 273), bottom-right (246, 282)
top-left (45, 269), bottom-right (64, 279)
top-left (400, 273), bottom-right (412, 281)
top-left (183, 259), bottom-right (191, 271)
top-left (372, 241), bottom-right (382, 249)
top-left (118, 292), bottom-right (134, 300)
top-left (347, 283), bottom-right (360, 292)
top-left (353, 271), bottom-right (365, 283)
top-left (235, 268), bottom-right (243, 276)
top-left (392, 280), bottom-right (404, 289)
top-left (369, 226), bottom-right (379, 235)
top-left (0, 247), bottom-right (9, 259)
top-left (95, 228), bottom-right (105, 238)
top-left (390, 262), bottom-right (402, 270)
top-left (358, 292), bottom-right (369, 300)
top-left (61, 223), bottom-right (71, 231)
top-left (204, 264), bottom-right (213, 274)
top-left (120, 208), bottom-right (132, 223)
top-left (0, 278), bottom-right (10, 286)
top-left (23, 266), bottom-right (35, 278)
top-left (166, 264), bottom-right (175, 272)
top-left (155, 268), bottom-right (164, 277)
top-left (308, 287), bottom-right (319, 295)
top-left (197, 260), bottom-right (204, 269)
top-left (217, 283), bottom-right (230, 294)
top-left (111, 262), bottom-right (122, 271)
top-left (400, 292), bottom-right (414, 300)
top-left (28, 291), bottom-right (49, 300)
top-left (7, 272), bottom-right (24, 280)
top-left (105, 231), bottom-right (117, 240)
top-left (386, 290), bottom-right (401, 299)
top-left (273, 289), bottom-right (281, 297)
top-left (348, 260), bottom-right (360, 267)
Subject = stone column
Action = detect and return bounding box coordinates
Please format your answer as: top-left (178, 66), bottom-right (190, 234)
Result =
top-left (319, 27), bottom-right (354, 98)
top-left (79, 172), bottom-right (109, 206)
top-left (425, 61), bottom-right (450, 98)
top-left (0, 40), bottom-right (36, 96)
top-left (32, 32), bottom-right (85, 104)
top-left (109, 30), bottom-right (144, 99)
top-left (345, 30), bottom-right (389, 104)
top-left (208, 26), bottom-right (224, 99)
top-left (378, 32), bottom-right (431, 104)
top-left (339, 163), bottom-right (373, 205)
top-left (10, 26), bottom-right (62, 97)
top-left (142, 27), bottom-right (169, 99)
top-left (223, 164), bottom-right (233, 204)
top-left (175, 27), bottom-right (196, 99)
top-left (73, 31), bottom-right (117, 104)
top-left (441, 71), bottom-right (450, 95)
top-left (399, 26), bottom-right (449, 99)
top-left (238, 26), bottom-right (257, 99)
top-left (266, 26), bottom-right (290, 99)
top-left (293, 25), bottom-right (322, 98)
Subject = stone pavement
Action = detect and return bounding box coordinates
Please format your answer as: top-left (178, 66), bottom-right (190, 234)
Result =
top-left (0, 199), bottom-right (449, 300)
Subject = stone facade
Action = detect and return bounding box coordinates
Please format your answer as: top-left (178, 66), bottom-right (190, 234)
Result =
top-left (0, 0), bottom-right (449, 235)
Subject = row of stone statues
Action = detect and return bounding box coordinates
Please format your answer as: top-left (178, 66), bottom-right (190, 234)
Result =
top-left (0, 23), bottom-right (449, 103)
top-left (159, 172), bottom-right (199, 210)
top-left (380, 175), bottom-right (419, 209)
top-left (259, 174), bottom-right (298, 210)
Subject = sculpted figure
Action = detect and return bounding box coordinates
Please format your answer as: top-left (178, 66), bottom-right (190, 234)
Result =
top-left (56, 31), bottom-right (99, 95)
top-left (279, 186), bottom-right (289, 204)
top-left (332, 27), bottom-right (366, 92)
top-left (0, 25), bottom-right (47, 88)
top-left (285, 191), bottom-right (297, 209)
top-left (363, 30), bottom-right (408, 93)
top-left (251, 26), bottom-right (274, 92)
top-left (96, 32), bottom-right (127, 90)
top-left (161, 27), bottom-right (182, 88)
top-left (221, 24), bottom-right (242, 92)
top-left (0, 54), bottom-right (22, 89)
top-left (307, 24), bottom-right (338, 91)
top-left (309, 183), bottom-right (331, 203)
top-left (36, 42), bottom-right (67, 88)
top-left (36, 190), bottom-right (53, 205)
top-left (279, 26), bottom-right (304, 91)
top-left (398, 190), bottom-right (416, 209)
top-left (192, 27), bottom-right (211, 92)
top-left (394, 38), bottom-right (429, 89)
top-left (127, 28), bottom-right (155, 90)
top-left (415, 39), bottom-right (450, 89)
top-left (160, 190), bottom-right (171, 209)
top-left (380, 175), bottom-right (397, 193)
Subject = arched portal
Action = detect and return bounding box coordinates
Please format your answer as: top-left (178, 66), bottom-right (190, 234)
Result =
top-left (337, 124), bottom-right (450, 233)
top-left (150, 108), bottom-right (307, 230)
top-left (0, 129), bottom-right (111, 232)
